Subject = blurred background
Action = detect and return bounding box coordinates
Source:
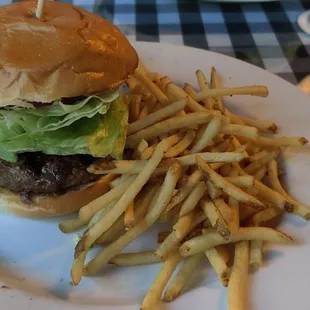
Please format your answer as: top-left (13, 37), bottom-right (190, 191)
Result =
top-left (0, 0), bottom-right (309, 87)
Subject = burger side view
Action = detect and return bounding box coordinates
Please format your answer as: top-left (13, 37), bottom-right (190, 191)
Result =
top-left (0, 0), bottom-right (138, 217)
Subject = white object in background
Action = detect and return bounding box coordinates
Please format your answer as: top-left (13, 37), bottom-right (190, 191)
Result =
top-left (201, 0), bottom-right (277, 2)
top-left (298, 10), bottom-right (310, 35)
top-left (35, 0), bottom-right (45, 19)
top-left (298, 75), bottom-right (310, 95)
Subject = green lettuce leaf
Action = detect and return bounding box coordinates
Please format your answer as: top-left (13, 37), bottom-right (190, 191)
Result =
top-left (0, 92), bottom-right (128, 163)
top-left (1, 91), bottom-right (119, 133)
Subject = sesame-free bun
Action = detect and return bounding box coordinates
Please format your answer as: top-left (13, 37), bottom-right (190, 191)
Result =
top-left (0, 174), bottom-right (115, 218)
top-left (0, 0), bottom-right (138, 104)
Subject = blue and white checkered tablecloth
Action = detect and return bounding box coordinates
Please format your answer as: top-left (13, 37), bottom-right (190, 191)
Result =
top-left (1, 0), bottom-right (309, 85)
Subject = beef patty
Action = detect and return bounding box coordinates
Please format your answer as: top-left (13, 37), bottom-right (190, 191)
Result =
top-left (0, 153), bottom-right (98, 199)
top-left (0, 97), bottom-right (98, 202)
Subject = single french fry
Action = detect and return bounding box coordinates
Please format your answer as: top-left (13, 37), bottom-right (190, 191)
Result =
top-left (249, 136), bottom-right (308, 148)
top-left (206, 180), bottom-right (222, 200)
top-left (134, 69), bottom-right (170, 106)
top-left (201, 199), bottom-right (230, 240)
top-left (164, 253), bottom-right (204, 301)
top-left (249, 240), bottom-right (263, 268)
top-left (228, 196), bottom-right (240, 233)
top-left (224, 176), bottom-right (255, 189)
top-left (124, 202), bottom-right (135, 230)
top-left (180, 227), bottom-right (293, 257)
top-left (126, 112), bottom-right (213, 147)
top-left (138, 105), bottom-right (149, 120)
top-left (84, 162), bottom-right (181, 275)
top-left (165, 129), bottom-right (195, 158)
top-left (210, 67), bottom-right (224, 112)
top-left (59, 216), bottom-right (87, 233)
top-left (255, 180), bottom-right (293, 212)
top-left (109, 251), bottom-right (161, 266)
top-left (190, 117), bottom-right (221, 153)
top-left (268, 160), bottom-right (310, 220)
top-left (196, 69), bottom-right (209, 92)
top-left (205, 247), bottom-right (230, 286)
top-left (228, 241), bottom-right (249, 310)
top-left (197, 156), bottom-right (265, 210)
top-left (177, 151), bottom-right (247, 167)
top-left (173, 211), bottom-right (197, 240)
top-left (239, 115), bottom-right (278, 133)
top-left (127, 98), bottom-right (187, 135)
top-left (141, 251), bottom-right (182, 310)
top-left (194, 85), bottom-right (269, 101)
top-left (213, 198), bottom-right (232, 223)
top-left (195, 69), bottom-right (215, 109)
top-left (183, 83), bottom-right (197, 97)
top-left (253, 166), bottom-right (267, 181)
top-left (71, 250), bottom-right (87, 285)
top-left (179, 181), bottom-right (207, 216)
top-left (221, 124), bottom-right (258, 139)
top-left (128, 95), bottom-right (141, 123)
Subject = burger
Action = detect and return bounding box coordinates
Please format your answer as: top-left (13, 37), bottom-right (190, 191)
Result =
top-left (0, 1), bottom-right (138, 217)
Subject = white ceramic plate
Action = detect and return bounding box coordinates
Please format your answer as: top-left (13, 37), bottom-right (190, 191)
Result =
top-left (1, 42), bottom-right (310, 310)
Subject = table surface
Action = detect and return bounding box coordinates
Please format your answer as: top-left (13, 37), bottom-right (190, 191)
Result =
top-left (1, 0), bottom-right (310, 85)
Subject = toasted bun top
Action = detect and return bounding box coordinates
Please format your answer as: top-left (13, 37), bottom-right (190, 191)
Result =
top-left (0, 1), bottom-right (138, 103)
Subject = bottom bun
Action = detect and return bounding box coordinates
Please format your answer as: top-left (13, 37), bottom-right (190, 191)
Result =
top-left (0, 174), bottom-right (116, 218)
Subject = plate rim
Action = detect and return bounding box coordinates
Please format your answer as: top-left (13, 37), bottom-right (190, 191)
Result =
top-left (1, 41), bottom-right (310, 310)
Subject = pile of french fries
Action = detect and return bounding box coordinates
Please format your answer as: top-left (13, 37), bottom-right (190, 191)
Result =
top-left (59, 63), bottom-right (309, 310)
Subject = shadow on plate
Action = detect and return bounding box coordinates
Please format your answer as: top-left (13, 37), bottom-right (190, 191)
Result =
top-left (0, 262), bottom-right (140, 307)
top-left (263, 249), bottom-right (285, 266)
